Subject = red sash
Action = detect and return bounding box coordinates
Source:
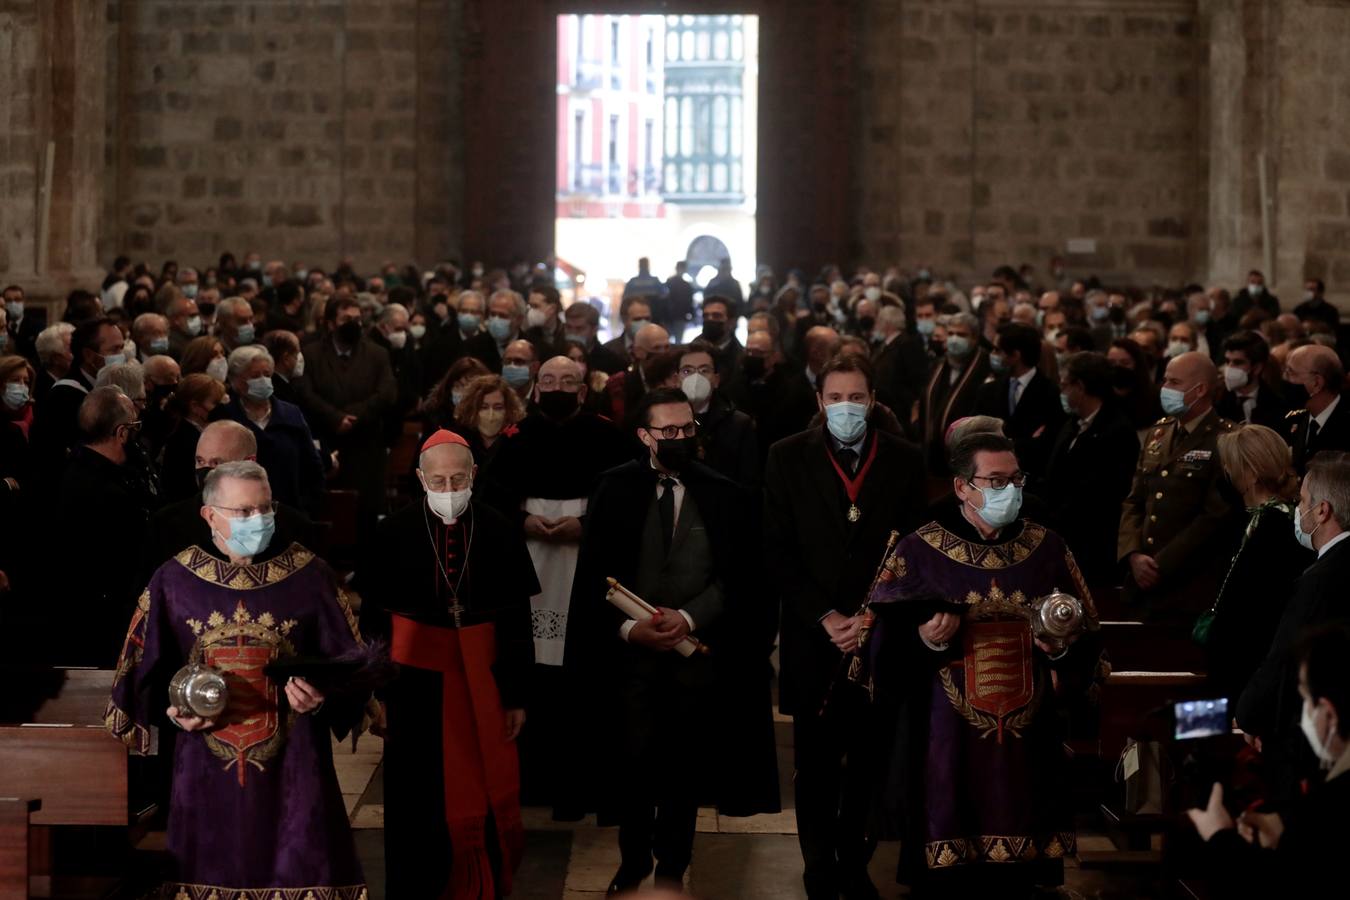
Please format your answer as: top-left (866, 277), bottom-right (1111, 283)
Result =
top-left (391, 615), bottom-right (524, 899)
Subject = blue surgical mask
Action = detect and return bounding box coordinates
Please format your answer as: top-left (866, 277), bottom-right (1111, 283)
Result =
top-left (182, 284), bottom-right (198, 299)
top-left (458, 313), bottom-right (482, 334)
top-left (1159, 385), bottom-right (1191, 417)
top-left (246, 376), bottom-right (274, 402)
top-left (628, 318), bottom-right (651, 338)
top-left (502, 364), bottom-right (531, 387)
top-left (1091, 305), bottom-right (1109, 322)
top-left (1060, 393), bottom-right (1073, 415)
top-left (1194, 310), bottom-right (1211, 326)
top-left (101, 352), bottom-right (126, 370)
top-left (149, 337), bottom-right (170, 355)
top-left (916, 318), bottom-right (936, 337)
top-left (216, 511), bottom-right (276, 558)
top-left (1294, 503), bottom-right (1320, 551)
top-left (564, 331), bottom-right (588, 345)
top-left (945, 335), bottom-right (972, 359)
top-left (3, 382), bottom-right (29, 410)
top-left (972, 483), bottom-right (1023, 529)
top-left (989, 352), bottom-right (1008, 374)
top-left (487, 317), bottom-right (513, 343)
top-left (824, 401), bottom-right (869, 444)
top-left (262, 275), bottom-right (273, 289)
top-left (235, 324), bottom-right (256, 345)
top-left (5, 300), bottom-right (23, 320)
top-left (186, 315), bottom-right (203, 336)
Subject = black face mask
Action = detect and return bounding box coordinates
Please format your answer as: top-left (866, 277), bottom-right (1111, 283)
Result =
top-left (198, 302), bottom-right (216, 318)
top-left (702, 321), bottom-right (727, 342)
top-left (337, 320), bottom-right (363, 346)
top-left (812, 301), bottom-right (828, 315)
top-left (195, 466), bottom-right (213, 490)
top-left (1283, 380), bottom-right (1310, 408)
top-left (1109, 307), bottom-right (1126, 324)
top-left (1111, 366), bottom-right (1136, 392)
top-left (858, 316), bottom-right (876, 333)
top-left (537, 389), bottom-right (578, 420)
top-left (654, 436), bottom-right (696, 472)
top-left (741, 356), bottom-right (766, 381)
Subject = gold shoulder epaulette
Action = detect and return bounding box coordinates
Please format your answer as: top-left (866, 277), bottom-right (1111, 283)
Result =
top-left (1154, 416), bottom-right (1173, 426)
top-left (1286, 409), bottom-right (1307, 419)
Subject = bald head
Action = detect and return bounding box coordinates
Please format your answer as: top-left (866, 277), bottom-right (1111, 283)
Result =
top-left (634, 323), bottom-right (670, 359)
top-left (805, 325), bottom-right (842, 370)
top-left (1288, 344), bottom-right (1344, 405)
top-left (1162, 350), bottom-right (1218, 419)
top-left (143, 355), bottom-right (180, 387)
top-left (196, 420), bottom-right (258, 470)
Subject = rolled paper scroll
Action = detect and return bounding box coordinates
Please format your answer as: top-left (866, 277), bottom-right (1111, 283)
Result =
top-left (605, 577), bottom-right (710, 657)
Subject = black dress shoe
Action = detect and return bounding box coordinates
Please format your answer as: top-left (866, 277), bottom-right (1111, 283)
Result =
top-left (606, 865), bottom-right (653, 896)
top-left (840, 871), bottom-right (881, 900)
top-left (652, 870), bottom-right (685, 892)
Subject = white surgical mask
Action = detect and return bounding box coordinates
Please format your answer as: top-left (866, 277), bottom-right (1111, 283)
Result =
top-left (426, 483), bottom-right (472, 524)
top-left (206, 357), bottom-right (229, 381)
top-left (388, 330), bottom-right (408, 349)
top-left (681, 372), bottom-right (712, 407)
top-left (1222, 365), bottom-right (1248, 391)
top-left (293, 352), bottom-right (305, 378)
top-left (864, 286), bottom-right (882, 302)
top-left (410, 323), bottom-right (427, 340)
top-left (186, 315), bottom-right (203, 336)
top-left (526, 307), bottom-right (551, 329)
top-left (1300, 700), bottom-right (1336, 768)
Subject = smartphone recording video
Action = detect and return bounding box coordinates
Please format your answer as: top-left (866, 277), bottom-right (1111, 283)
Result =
top-left (1175, 698), bottom-right (1229, 740)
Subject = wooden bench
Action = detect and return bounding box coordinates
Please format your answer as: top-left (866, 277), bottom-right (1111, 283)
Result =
top-left (0, 798), bottom-right (40, 900)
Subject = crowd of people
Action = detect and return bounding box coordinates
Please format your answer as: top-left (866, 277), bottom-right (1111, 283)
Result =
top-left (3, 251), bottom-right (1349, 898)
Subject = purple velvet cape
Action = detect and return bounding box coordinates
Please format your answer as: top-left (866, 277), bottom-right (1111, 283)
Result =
top-left (105, 543), bottom-right (368, 900)
top-left (866, 514), bottom-right (1107, 888)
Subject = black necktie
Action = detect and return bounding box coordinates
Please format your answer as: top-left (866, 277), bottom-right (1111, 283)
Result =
top-left (1309, 418), bottom-right (1321, 446)
top-left (837, 447), bottom-right (859, 475)
top-left (659, 476), bottom-right (676, 552)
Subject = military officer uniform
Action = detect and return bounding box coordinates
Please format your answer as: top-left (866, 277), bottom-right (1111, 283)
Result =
top-left (1281, 395), bottom-right (1350, 475)
top-left (1117, 408), bottom-right (1239, 622)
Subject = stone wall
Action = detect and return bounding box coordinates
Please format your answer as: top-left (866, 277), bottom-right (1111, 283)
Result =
top-left (856, 0), bottom-right (1203, 287)
top-left (101, 0), bottom-right (462, 271)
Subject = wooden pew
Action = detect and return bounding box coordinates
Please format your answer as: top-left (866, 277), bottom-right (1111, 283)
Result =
top-left (0, 668), bottom-right (142, 897)
top-left (0, 798), bottom-right (40, 900)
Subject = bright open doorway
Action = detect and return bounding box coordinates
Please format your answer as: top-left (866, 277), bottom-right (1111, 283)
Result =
top-left (555, 13), bottom-right (759, 342)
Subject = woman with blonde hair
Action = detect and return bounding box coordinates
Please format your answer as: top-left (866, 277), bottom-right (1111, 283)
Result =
top-left (1199, 424), bottom-right (1312, 700)
top-left (451, 374), bottom-right (525, 470)
top-left (179, 335), bottom-right (228, 381)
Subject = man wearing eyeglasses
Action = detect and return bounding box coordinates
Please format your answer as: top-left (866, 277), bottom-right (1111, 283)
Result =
top-left (108, 460), bottom-right (371, 900)
top-left (862, 432), bottom-right (1106, 897)
top-left (566, 387), bottom-right (779, 894)
top-left (673, 340), bottom-right (758, 486)
top-left (357, 430), bottom-right (539, 899)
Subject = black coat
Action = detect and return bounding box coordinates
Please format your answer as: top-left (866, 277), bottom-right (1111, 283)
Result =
top-left (975, 369), bottom-right (1067, 477)
top-left (418, 317), bottom-right (466, 390)
top-left (872, 335), bottom-right (930, 431)
top-left (764, 427), bottom-right (928, 716)
top-left (565, 459), bottom-right (779, 817)
top-left (919, 350), bottom-right (992, 474)
top-left (584, 340), bottom-right (627, 376)
top-left (696, 393), bottom-right (759, 486)
top-left (1217, 383), bottom-right (1291, 430)
top-left (1283, 396), bottom-right (1350, 474)
top-left (1204, 503), bottom-right (1312, 704)
top-left (1039, 402), bottom-right (1140, 588)
top-left (159, 420), bottom-right (204, 504)
top-left (28, 369), bottom-right (96, 494)
top-left (1236, 536), bottom-right (1350, 805)
top-left (726, 364), bottom-right (819, 461)
top-left (463, 331), bottom-right (511, 374)
top-left (368, 328), bottom-right (426, 442)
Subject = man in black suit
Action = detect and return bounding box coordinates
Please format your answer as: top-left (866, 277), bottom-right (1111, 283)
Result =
top-left (871, 304), bottom-right (929, 431)
top-left (145, 420), bottom-right (316, 574)
top-left (975, 322), bottom-right (1065, 478)
top-left (1231, 269), bottom-right (1281, 321)
top-left (566, 388), bottom-right (778, 893)
top-left (678, 341), bottom-right (759, 486)
top-left (263, 330), bottom-right (305, 408)
top-left (1040, 352), bottom-right (1141, 588)
top-left (764, 355), bottom-right (927, 900)
top-left (1281, 344), bottom-right (1350, 474)
top-left (1217, 330), bottom-right (1289, 428)
top-left (602, 296), bottom-right (653, 370)
top-left (563, 301), bottom-right (626, 375)
top-left (698, 294), bottom-right (743, 378)
top-left (1237, 451), bottom-right (1350, 806)
top-left (3, 284), bottom-right (44, 364)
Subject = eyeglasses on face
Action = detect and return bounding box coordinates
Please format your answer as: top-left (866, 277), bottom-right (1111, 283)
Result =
top-left (423, 474), bottom-right (472, 492)
top-left (678, 365), bottom-right (714, 378)
top-left (537, 375), bottom-right (580, 389)
top-left (644, 422), bottom-right (697, 440)
top-left (968, 472), bottom-right (1027, 490)
top-left (210, 502), bottom-right (278, 518)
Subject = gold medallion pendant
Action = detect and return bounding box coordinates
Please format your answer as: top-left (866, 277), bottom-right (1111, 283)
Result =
top-left (848, 504), bottom-right (861, 523)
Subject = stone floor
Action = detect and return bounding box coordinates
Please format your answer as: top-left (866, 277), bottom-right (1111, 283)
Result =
top-left (331, 716), bottom-right (1169, 900)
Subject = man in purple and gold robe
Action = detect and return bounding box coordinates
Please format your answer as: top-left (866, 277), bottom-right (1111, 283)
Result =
top-left (106, 460), bottom-right (369, 900)
top-left (867, 433), bottom-right (1107, 897)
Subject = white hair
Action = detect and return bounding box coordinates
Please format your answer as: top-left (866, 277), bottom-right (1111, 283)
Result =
top-left (94, 361), bottom-right (146, 401)
top-left (488, 289), bottom-right (526, 319)
top-left (878, 304), bottom-right (906, 332)
top-left (202, 460), bottom-right (270, 507)
top-left (216, 296), bottom-right (252, 322)
top-left (378, 303), bottom-right (409, 325)
top-left (131, 312), bottom-right (168, 341)
top-left (227, 344), bottom-right (274, 381)
top-left (36, 322), bottom-right (74, 366)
